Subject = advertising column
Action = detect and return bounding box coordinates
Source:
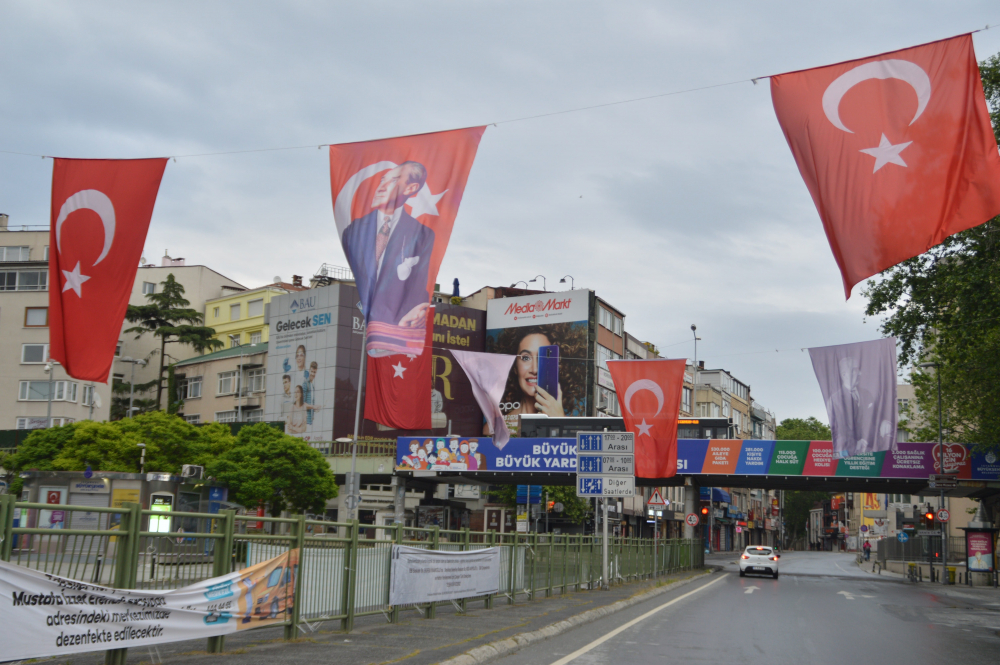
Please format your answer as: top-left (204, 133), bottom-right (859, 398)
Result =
top-left (485, 289), bottom-right (592, 433)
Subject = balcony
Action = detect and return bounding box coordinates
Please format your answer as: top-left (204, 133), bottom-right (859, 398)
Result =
top-left (235, 388), bottom-right (262, 408)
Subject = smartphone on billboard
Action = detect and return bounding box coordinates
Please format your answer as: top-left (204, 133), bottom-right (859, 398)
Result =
top-left (537, 345), bottom-right (560, 398)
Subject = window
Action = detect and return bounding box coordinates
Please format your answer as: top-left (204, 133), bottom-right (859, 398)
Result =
top-left (217, 371), bottom-right (238, 395)
top-left (181, 376), bottom-right (203, 399)
top-left (0, 270), bottom-right (47, 291)
top-left (215, 410), bottom-right (238, 423)
top-left (722, 401), bottom-right (730, 417)
top-left (229, 334), bottom-right (240, 348)
top-left (142, 282), bottom-right (156, 295)
top-left (18, 380), bottom-right (77, 401)
top-left (682, 387), bottom-right (692, 413)
top-left (697, 402), bottom-right (709, 417)
top-left (25, 307), bottom-right (48, 327)
top-left (0, 246), bottom-right (30, 261)
top-left (243, 409), bottom-right (264, 423)
top-left (898, 398), bottom-right (909, 416)
top-left (44, 246), bottom-right (49, 260)
top-left (598, 307), bottom-right (623, 335)
top-left (711, 403), bottom-right (720, 417)
top-left (247, 299), bottom-right (264, 317)
top-left (184, 414), bottom-right (202, 424)
top-left (213, 307), bottom-right (220, 319)
top-left (597, 386), bottom-right (620, 416)
top-left (249, 330), bottom-right (262, 345)
top-left (230, 303), bottom-right (240, 321)
top-left (595, 344), bottom-right (621, 369)
top-left (82, 384), bottom-right (95, 406)
top-left (51, 417), bottom-right (74, 427)
top-left (115, 342), bottom-right (122, 357)
top-left (246, 368), bottom-right (265, 393)
top-left (16, 417), bottom-right (47, 429)
top-left (21, 344), bottom-right (49, 364)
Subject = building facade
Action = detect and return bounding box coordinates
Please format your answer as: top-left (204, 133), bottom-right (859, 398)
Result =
top-left (173, 343), bottom-right (269, 424)
top-left (204, 279), bottom-right (308, 350)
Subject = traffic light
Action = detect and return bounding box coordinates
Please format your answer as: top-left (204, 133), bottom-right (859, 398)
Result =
top-left (547, 501), bottom-right (555, 512)
top-left (701, 506), bottom-right (710, 516)
top-left (925, 511), bottom-right (935, 522)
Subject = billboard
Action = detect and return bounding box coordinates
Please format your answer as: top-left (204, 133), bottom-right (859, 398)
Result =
top-left (485, 289), bottom-right (591, 432)
top-left (395, 436), bottom-right (578, 471)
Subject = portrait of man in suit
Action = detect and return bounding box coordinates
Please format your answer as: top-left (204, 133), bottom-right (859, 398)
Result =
top-left (827, 356), bottom-right (893, 457)
top-left (341, 161), bottom-right (435, 333)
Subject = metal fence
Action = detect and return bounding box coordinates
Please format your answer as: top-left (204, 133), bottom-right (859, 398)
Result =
top-left (875, 535), bottom-right (966, 564)
top-left (0, 495), bottom-right (702, 660)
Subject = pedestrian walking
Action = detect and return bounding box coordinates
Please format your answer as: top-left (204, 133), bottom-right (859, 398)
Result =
top-left (862, 539), bottom-right (871, 561)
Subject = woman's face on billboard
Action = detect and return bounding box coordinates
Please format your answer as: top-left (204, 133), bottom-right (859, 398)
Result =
top-left (295, 346), bottom-right (306, 370)
top-left (515, 333), bottom-right (551, 398)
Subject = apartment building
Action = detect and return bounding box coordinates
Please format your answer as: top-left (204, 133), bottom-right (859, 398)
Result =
top-left (204, 277), bottom-right (308, 350)
top-left (172, 344), bottom-right (268, 424)
top-left (0, 216), bottom-right (112, 427)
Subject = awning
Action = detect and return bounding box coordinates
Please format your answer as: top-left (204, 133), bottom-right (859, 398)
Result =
top-left (699, 487), bottom-right (731, 503)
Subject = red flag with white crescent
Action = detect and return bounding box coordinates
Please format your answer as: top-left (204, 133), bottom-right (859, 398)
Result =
top-left (605, 359), bottom-right (686, 479)
top-left (771, 34), bottom-right (1000, 298)
top-left (363, 307), bottom-right (434, 430)
top-left (329, 127), bottom-right (486, 358)
top-left (49, 158), bottom-right (168, 382)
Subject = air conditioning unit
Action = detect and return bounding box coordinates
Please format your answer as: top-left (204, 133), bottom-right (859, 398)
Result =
top-left (181, 465), bottom-right (204, 480)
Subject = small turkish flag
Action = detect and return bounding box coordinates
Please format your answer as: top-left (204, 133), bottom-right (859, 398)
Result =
top-left (363, 307), bottom-right (434, 429)
top-left (49, 158), bottom-right (168, 382)
top-left (771, 34), bottom-right (1000, 298)
top-left (605, 359), bottom-right (686, 479)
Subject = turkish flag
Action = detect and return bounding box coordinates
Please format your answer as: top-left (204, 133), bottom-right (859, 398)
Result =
top-left (605, 359), bottom-right (686, 479)
top-left (363, 307), bottom-right (434, 430)
top-left (771, 34), bottom-right (1000, 298)
top-left (49, 158), bottom-right (168, 382)
top-left (329, 127), bottom-right (485, 357)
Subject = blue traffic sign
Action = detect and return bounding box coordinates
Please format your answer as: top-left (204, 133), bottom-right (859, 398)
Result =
top-left (516, 485), bottom-right (543, 504)
top-left (897, 531), bottom-right (909, 543)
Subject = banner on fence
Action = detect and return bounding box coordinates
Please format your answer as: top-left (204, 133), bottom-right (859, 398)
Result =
top-left (0, 549), bottom-right (297, 660)
top-left (388, 545), bottom-right (500, 606)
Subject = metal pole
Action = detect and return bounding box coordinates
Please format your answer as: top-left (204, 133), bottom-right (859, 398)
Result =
top-left (937, 369), bottom-right (947, 584)
top-left (602, 497), bottom-right (609, 590)
top-left (348, 326), bottom-right (368, 521)
top-left (87, 384), bottom-right (95, 420)
top-left (128, 361), bottom-right (136, 418)
top-left (238, 348), bottom-right (244, 423)
top-left (46, 363), bottom-right (54, 428)
top-left (545, 491), bottom-right (549, 534)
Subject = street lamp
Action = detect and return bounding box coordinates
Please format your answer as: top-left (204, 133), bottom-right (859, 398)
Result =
top-left (336, 436), bottom-right (362, 521)
top-left (43, 360), bottom-right (59, 428)
top-left (509, 281), bottom-right (528, 289)
top-left (136, 443), bottom-right (146, 475)
top-left (919, 360), bottom-right (948, 584)
top-left (559, 275), bottom-right (575, 290)
top-left (119, 357), bottom-right (148, 418)
top-left (529, 275), bottom-right (547, 291)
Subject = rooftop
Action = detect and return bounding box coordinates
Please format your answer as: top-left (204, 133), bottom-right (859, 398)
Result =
top-left (174, 342), bottom-right (267, 367)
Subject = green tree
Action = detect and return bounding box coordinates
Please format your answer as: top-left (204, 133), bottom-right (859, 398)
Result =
top-left (110, 374), bottom-right (159, 420)
top-left (207, 424), bottom-right (338, 516)
top-left (487, 484), bottom-right (592, 525)
top-left (776, 417), bottom-right (831, 441)
top-left (783, 491), bottom-right (828, 543)
top-left (862, 54), bottom-right (1000, 451)
top-left (125, 274), bottom-right (223, 409)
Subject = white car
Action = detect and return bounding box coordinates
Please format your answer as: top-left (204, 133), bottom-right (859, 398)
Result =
top-left (739, 545), bottom-right (779, 578)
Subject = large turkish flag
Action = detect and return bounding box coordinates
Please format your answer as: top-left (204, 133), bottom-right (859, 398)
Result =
top-left (771, 34), bottom-right (1000, 298)
top-left (363, 307), bottom-right (434, 430)
top-left (605, 359), bottom-right (686, 479)
top-left (49, 158), bottom-right (167, 382)
top-left (330, 127), bottom-right (486, 357)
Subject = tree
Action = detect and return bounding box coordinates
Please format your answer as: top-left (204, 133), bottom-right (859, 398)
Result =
top-left (9, 412), bottom-right (235, 475)
top-left (207, 424), bottom-right (338, 516)
top-left (862, 54), bottom-right (1000, 451)
top-left (487, 484), bottom-right (592, 525)
top-left (125, 274), bottom-right (223, 409)
top-left (783, 491), bottom-right (828, 543)
top-left (775, 417), bottom-right (831, 441)
top-left (110, 374), bottom-right (159, 420)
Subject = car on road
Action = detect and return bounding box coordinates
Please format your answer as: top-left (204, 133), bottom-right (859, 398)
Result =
top-left (740, 545), bottom-right (779, 578)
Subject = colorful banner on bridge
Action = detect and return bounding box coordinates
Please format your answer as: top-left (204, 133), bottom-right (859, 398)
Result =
top-left (395, 436), bottom-right (578, 471)
top-left (0, 550), bottom-right (296, 661)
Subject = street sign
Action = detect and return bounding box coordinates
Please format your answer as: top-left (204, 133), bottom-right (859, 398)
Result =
top-left (685, 513), bottom-right (700, 527)
top-left (647, 489), bottom-right (667, 507)
top-left (937, 509), bottom-right (950, 523)
top-left (516, 485), bottom-right (543, 504)
top-left (577, 453), bottom-right (634, 476)
top-left (897, 531), bottom-right (909, 542)
top-left (917, 530), bottom-right (939, 537)
top-left (576, 476), bottom-right (635, 497)
top-left (860, 525), bottom-right (868, 532)
top-left (576, 432), bottom-right (634, 453)
top-left (928, 474), bottom-right (958, 489)
top-left (735, 526), bottom-right (742, 533)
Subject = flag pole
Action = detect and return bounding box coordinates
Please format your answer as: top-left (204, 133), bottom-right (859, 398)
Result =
top-left (348, 325), bottom-right (368, 522)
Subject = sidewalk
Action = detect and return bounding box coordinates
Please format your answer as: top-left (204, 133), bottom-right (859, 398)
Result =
top-left (30, 568), bottom-right (715, 665)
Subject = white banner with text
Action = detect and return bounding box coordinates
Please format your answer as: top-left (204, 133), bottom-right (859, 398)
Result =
top-left (388, 545), bottom-right (501, 606)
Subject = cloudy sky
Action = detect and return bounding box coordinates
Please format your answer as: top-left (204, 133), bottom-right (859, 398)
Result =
top-left (2, 2), bottom-right (999, 423)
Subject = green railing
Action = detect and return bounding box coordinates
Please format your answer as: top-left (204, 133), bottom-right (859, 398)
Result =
top-left (0, 495), bottom-right (703, 661)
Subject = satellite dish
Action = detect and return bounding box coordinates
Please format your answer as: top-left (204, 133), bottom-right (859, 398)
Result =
top-left (92, 393), bottom-right (103, 408)
top-left (140, 256), bottom-right (147, 266)
top-left (273, 276), bottom-right (282, 284)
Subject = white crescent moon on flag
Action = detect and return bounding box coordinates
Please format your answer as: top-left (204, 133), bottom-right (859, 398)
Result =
top-left (55, 189), bottom-right (116, 265)
top-left (623, 379), bottom-right (664, 417)
top-left (822, 59), bottom-right (932, 133)
top-left (333, 160), bottom-right (397, 238)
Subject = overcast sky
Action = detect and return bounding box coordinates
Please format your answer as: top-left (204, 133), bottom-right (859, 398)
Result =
top-left (2, 2), bottom-right (999, 424)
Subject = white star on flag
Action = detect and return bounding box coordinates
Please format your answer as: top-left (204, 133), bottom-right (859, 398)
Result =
top-left (392, 362), bottom-right (407, 378)
top-left (636, 419), bottom-right (653, 437)
top-left (860, 133), bottom-right (912, 173)
top-left (61, 261), bottom-right (91, 297)
top-left (407, 184), bottom-right (447, 218)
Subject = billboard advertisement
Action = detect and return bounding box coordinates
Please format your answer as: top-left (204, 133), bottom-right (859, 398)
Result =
top-left (395, 436), bottom-right (578, 471)
top-left (485, 289), bottom-right (591, 432)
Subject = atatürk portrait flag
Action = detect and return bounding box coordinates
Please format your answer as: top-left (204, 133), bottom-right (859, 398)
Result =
top-left (771, 35), bottom-right (1000, 297)
top-left (49, 158), bottom-right (168, 382)
top-left (329, 127), bottom-right (486, 358)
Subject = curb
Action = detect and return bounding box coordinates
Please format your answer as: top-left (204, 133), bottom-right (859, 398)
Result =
top-left (437, 567), bottom-right (721, 665)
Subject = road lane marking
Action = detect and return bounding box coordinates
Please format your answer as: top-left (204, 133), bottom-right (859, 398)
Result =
top-left (546, 574), bottom-right (727, 665)
top-left (837, 590), bottom-right (855, 600)
top-left (744, 585), bottom-right (761, 594)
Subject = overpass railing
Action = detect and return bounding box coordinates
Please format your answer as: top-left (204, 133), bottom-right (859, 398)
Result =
top-left (0, 495), bottom-right (702, 659)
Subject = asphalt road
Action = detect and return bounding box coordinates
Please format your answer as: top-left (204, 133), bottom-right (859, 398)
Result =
top-left (496, 552), bottom-right (1000, 665)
